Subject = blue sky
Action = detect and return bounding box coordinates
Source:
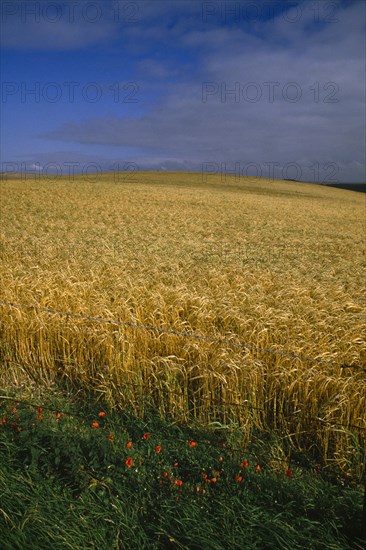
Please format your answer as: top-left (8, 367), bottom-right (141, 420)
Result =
top-left (1, 0), bottom-right (365, 182)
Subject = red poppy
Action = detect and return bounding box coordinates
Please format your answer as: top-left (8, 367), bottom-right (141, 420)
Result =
top-left (1, 418), bottom-right (6, 424)
top-left (37, 408), bottom-right (42, 413)
top-left (109, 434), bottom-right (114, 441)
top-left (91, 421), bottom-right (99, 428)
top-left (37, 414), bottom-right (43, 420)
top-left (240, 460), bottom-right (249, 468)
top-left (126, 441), bottom-right (133, 449)
top-left (98, 411), bottom-right (106, 417)
top-left (189, 440), bottom-right (196, 447)
top-left (255, 465), bottom-right (261, 472)
top-left (175, 480), bottom-right (183, 486)
top-left (236, 475), bottom-right (243, 482)
top-left (219, 456), bottom-right (223, 462)
top-left (155, 445), bottom-right (161, 453)
top-left (143, 433), bottom-right (150, 439)
top-left (173, 462), bottom-right (179, 467)
top-left (162, 471), bottom-right (169, 478)
top-left (125, 457), bottom-right (133, 468)
top-left (211, 477), bottom-right (217, 483)
top-left (285, 469), bottom-right (293, 477)
top-left (202, 473), bottom-right (208, 479)
top-left (55, 412), bottom-right (61, 419)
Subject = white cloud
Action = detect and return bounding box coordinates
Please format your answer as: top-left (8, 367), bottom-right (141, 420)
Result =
top-left (3, 1), bottom-right (365, 182)
top-left (43, 2), bottom-right (365, 182)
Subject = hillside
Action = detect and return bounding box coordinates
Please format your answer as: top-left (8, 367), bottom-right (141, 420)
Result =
top-left (1, 171), bottom-right (365, 476)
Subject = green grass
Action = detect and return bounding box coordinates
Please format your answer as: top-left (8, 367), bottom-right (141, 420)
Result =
top-left (0, 387), bottom-right (364, 549)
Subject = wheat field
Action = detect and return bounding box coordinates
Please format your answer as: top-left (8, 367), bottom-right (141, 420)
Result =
top-left (1, 172), bottom-right (365, 477)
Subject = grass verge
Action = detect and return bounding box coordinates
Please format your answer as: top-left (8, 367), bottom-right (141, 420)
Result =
top-left (0, 386), bottom-right (364, 549)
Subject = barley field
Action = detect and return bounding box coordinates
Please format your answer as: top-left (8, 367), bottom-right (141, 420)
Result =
top-left (1, 172), bottom-right (365, 478)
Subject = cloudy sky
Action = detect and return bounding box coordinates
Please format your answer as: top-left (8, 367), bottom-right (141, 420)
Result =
top-left (1, 0), bottom-right (365, 182)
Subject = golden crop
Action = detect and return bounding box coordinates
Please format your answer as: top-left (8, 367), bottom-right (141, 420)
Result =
top-left (1, 172), bottom-right (365, 477)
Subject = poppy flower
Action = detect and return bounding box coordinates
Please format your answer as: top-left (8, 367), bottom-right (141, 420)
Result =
top-left (236, 475), bottom-right (243, 482)
top-left (175, 480), bottom-right (183, 486)
top-left (285, 469), bottom-right (293, 477)
top-left (37, 408), bottom-right (42, 413)
top-left (162, 471), bottom-right (169, 478)
top-left (202, 473), bottom-right (208, 479)
top-left (173, 462), bottom-right (179, 467)
top-left (37, 414), bottom-right (43, 420)
top-left (143, 433), bottom-right (150, 439)
top-left (240, 460), bottom-right (249, 468)
top-left (211, 477), bottom-right (217, 483)
top-left (91, 421), bottom-right (99, 428)
top-left (155, 445), bottom-right (161, 453)
top-left (255, 465), bottom-right (261, 472)
top-left (109, 433), bottom-right (114, 441)
top-left (1, 418), bottom-right (6, 424)
top-left (219, 456), bottom-right (223, 462)
top-left (126, 441), bottom-right (133, 449)
top-left (55, 412), bottom-right (61, 419)
top-left (98, 411), bottom-right (106, 417)
top-left (125, 457), bottom-right (133, 468)
top-left (189, 440), bottom-right (196, 447)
